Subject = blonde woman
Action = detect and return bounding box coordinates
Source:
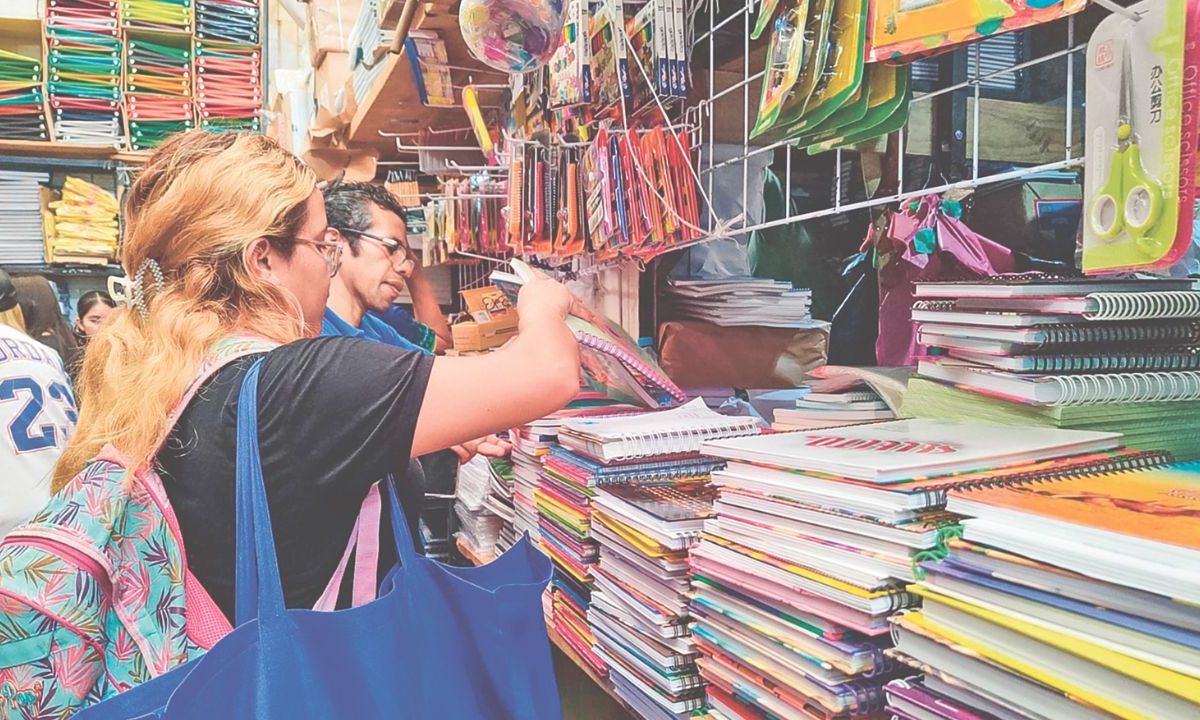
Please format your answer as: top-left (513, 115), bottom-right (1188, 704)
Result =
top-left (56, 130), bottom-right (581, 621)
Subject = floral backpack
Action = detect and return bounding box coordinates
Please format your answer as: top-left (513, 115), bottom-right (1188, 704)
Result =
top-left (0, 337), bottom-right (384, 718)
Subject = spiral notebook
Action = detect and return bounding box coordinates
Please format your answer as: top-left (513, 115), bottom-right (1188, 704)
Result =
top-left (558, 398), bottom-right (762, 463)
top-left (919, 357), bottom-right (1200, 406)
top-left (945, 347), bottom-right (1200, 374)
top-left (918, 319), bottom-right (1200, 355)
top-left (913, 276), bottom-right (1197, 299)
top-left (948, 465), bottom-right (1200, 603)
top-left (491, 260), bottom-right (685, 408)
top-left (949, 291), bottom-right (1200, 322)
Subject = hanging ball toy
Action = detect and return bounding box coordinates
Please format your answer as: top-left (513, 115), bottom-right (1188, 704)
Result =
top-left (460, 0), bottom-right (566, 73)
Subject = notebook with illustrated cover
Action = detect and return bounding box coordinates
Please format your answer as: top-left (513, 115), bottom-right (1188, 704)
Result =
top-left (918, 357), bottom-right (1200, 405)
top-left (946, 466), bottom-right (1200, 562)
top-left (713, 449), bottom-right (1171, 517)
top-left (489, 259), bottom-right (686, 408)
top-left (701, 419), bottom-right (1121, 484)
top-left (559, 398), bottom-right (762, 463)
top-left (913, 276), bottom-right (1197, 298)
top-left (595, 482), bottom-right (716, 531)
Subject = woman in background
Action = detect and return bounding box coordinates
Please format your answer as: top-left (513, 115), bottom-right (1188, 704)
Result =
top-left (0, 269), bottom-right (25, 333)
top-left (74, 289), bottom-right (116, 341)
top-left (13, 275), bottom-right (80, 370)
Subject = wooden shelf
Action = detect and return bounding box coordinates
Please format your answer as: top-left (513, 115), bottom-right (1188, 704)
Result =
top-left (0, 139), bottom-right (150, 165)
top-left (345, 2), bottom-right (507, 156)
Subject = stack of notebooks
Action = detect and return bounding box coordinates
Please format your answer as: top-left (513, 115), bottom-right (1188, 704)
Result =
top-left (121, 0), bottom-right (194, 32)
top-left (663, 278), bottom-right (824, 329)
top-left (0, 48), bottom-right (50, 141)
top-left (547, 401), bottom-right (759, 718)
top-left (454, 456), bottom-right (504, 562)
top-left (42, 176), bottom-right (119, 264)
top-left (914, 277), bottom-right (1200, 405)
top-left (693, 420), bottom-right (1142, 720)
top-left (511, 416), bottom-right (562, 543)
top-left (0, 170), bottom-right (50, 264)
top-left (774, 385), bottom-right (896, 431)
top-left (886, 463), bottom-right (1200, 720)
top-left (194, 40), bottom-right (260, 132)
top-left (483, 456), bottom-right (517, 552)
top-left (125, 36), bottom-right (193, 150)
top-left (348, 0), bottom-right (391, 105)
top-left (195, 0), bottom-right (260, 45)
top-left (44, 0), bottom-right (124, 146)
top-left (903, 377), bottom-right (1200, 462)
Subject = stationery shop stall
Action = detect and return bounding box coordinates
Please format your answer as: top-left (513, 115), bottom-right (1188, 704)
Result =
top-left (275, 0), bottom-right (1200, 716)
top-left (0, 0), bottom-right (1197, 717)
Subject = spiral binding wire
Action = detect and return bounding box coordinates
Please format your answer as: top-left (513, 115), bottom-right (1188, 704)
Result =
top-left (1014, 347), bottom-right (1200, 374)
top-left (1049, 371), bottom-right (1200, 405)
top-left (1036, 320), bottom-right (1200, 347)
top-left (1084, 291), bottom-right (1200, 322)
top-left (942, 450), bottom-right (1173, 506)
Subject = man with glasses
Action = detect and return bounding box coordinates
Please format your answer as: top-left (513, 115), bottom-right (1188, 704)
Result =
top-left (322, 182), bottom-right (451, 354)
top-left (321, 182), bottom-right (508, 559)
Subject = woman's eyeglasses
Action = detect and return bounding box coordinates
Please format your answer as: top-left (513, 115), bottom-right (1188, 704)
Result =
top-left (294, 229), bottom-right (343, 276)
top-left (339, 229), bottom-right (417, 268)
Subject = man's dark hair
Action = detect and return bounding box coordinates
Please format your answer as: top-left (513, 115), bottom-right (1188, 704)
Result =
top-left (322, 182), bottom-right (408, 256)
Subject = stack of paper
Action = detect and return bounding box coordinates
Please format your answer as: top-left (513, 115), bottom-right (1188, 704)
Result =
top-left (348, 0), bottom-right (392, 105)
top-left (887, 465), bottom-right (1200, 719)
top-left (194, 41), bottom-right (261, 132)
top-left (483, 457), bottom-right (517, 552)
top-left (903, 377), bottom-right (1200, 462)
top-left (774, 385), bottom-right (896, 431)
top-left (0, 170), bottom-right (50, 264)
top-left (44, 2), bottom-right (124, 146)
top-left (663, 278), bottom-right (825, 329)
top-left (125, 36), bottom-right (194, 149)
top-left (454, 456), bottom-right (504, 561)
top-left (511, 417), bottom-right (560, 543)
top-left (44, 177), bottom-right (119, 264)
top-left (0, 48), bottom-right (50, 141)
top-left (695, 421), bottom-right (1130, 720)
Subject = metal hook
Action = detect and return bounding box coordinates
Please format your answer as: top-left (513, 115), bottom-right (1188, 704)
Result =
top-left (1092, 0), bottom-right (1142, 20)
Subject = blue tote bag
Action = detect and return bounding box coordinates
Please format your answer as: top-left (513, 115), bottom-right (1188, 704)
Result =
top-left (78, 359), bottom-right (562, 719)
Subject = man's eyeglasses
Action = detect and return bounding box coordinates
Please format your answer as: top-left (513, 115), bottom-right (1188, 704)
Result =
top-left (338, 229), bottom-right (417, 267)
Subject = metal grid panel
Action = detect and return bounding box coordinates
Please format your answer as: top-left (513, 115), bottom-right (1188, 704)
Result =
top-left (688, 3), bottom-right (1086, 242)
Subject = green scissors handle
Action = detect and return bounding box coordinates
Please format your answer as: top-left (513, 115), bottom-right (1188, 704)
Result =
top-left (1090, 124), bottom-right (1164, 242)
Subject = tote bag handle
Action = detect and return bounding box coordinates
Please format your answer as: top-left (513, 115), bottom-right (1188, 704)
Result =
top-left (234, 359), bottom-right (424, 627)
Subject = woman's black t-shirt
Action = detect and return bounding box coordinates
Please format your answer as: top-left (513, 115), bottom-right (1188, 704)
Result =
top-left (157, 336), bottom-right (434, 623)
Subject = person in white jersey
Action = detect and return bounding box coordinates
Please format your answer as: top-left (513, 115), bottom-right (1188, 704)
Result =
top-left (0, 270), bottom-right (77, 536)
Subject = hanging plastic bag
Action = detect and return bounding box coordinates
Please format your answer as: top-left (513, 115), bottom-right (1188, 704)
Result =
top-left (875, 195), bottom-right (1015, 365)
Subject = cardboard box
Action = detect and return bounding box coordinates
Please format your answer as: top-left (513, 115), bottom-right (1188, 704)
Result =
top-left (313, 51), bottom-right (355, 125)
top-left (308, 0), bottom-right (363, 66)
top-left (452, 314), bottom-right (520, 352)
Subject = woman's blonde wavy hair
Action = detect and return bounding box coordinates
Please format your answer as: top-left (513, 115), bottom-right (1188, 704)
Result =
top-left (52, 130), bottom-right (317, 491)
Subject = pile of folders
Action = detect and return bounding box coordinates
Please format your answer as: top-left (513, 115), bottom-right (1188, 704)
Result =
top-left (0, 49), bottom-right (49, 141)
top-left (125, 37), bottom-right (193, 150)
top-left (44, 0), bottom-right (124, 146)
